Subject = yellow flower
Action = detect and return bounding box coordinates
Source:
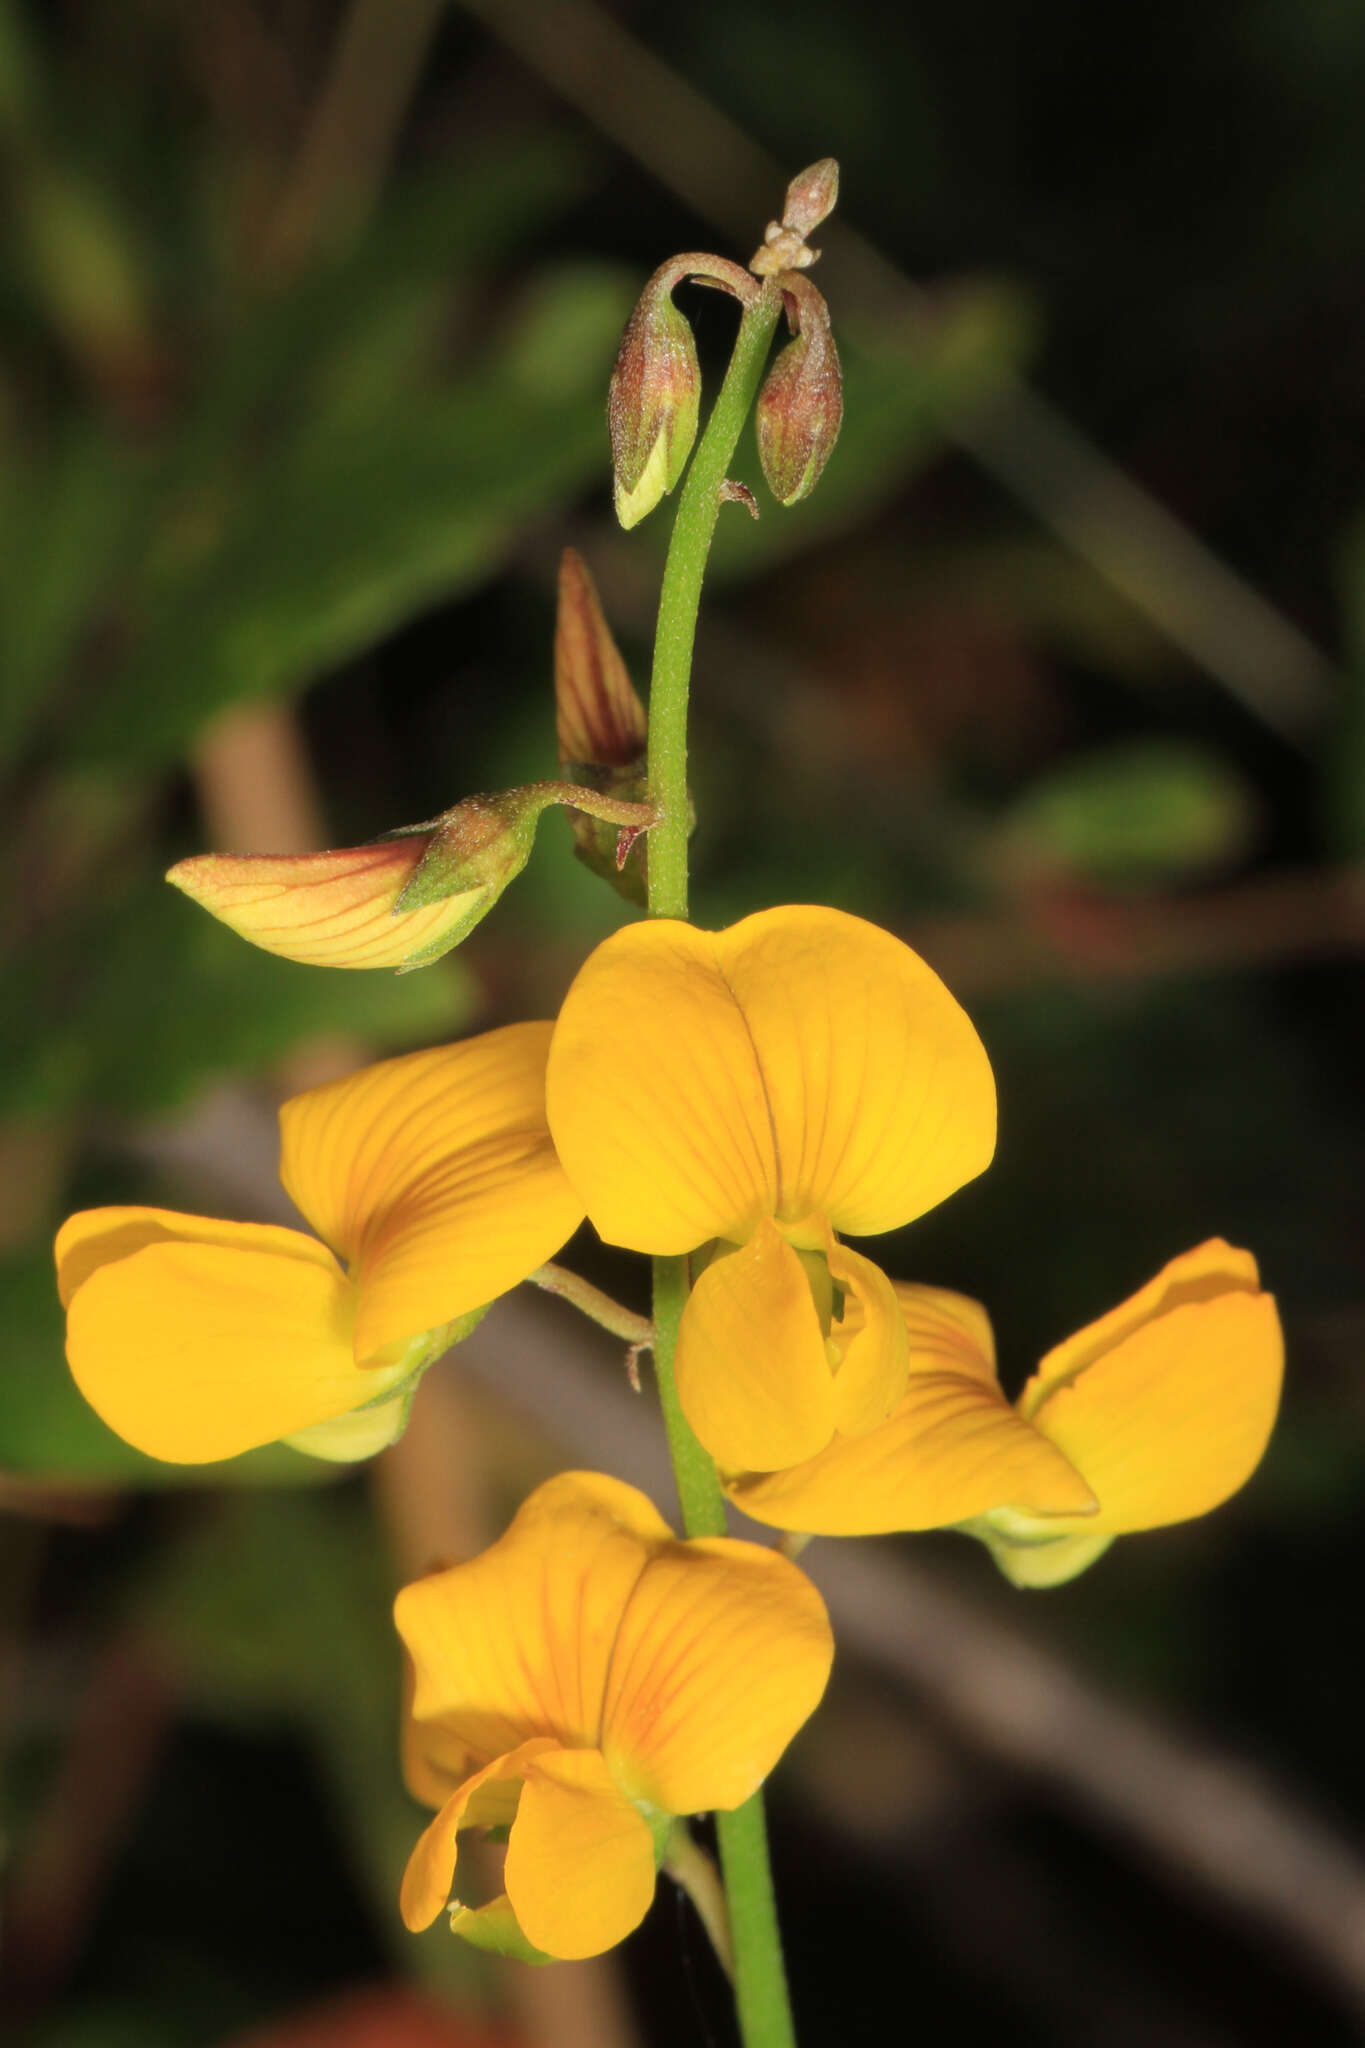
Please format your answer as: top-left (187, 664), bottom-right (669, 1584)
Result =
top-left (727, 1240), bottom-right (1284, 1587)
top-left (545, 905), bottom-right (996, 1472)
top-left (397, 1470), bottom-right (833, 1960)
top-left (55, 1025), bottom-right (583, 1464)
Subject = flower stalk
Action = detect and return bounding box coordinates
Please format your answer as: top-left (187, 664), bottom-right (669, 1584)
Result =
top-left (642, 270), bottom-right (797, 2048)
top-left (526, 1262), bottom-right (652, 1348)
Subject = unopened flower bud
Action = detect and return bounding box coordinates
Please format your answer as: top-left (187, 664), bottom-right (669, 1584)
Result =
top-left (750, 157), bottom-right (841, 276)
top-left (169, 782), bottom-right (658, 972)
top-left (166, 835), bottom-right (483, 973)
top-left (555, 548), bottom-right (647, 772)
top-left (781, 158), bottom-right (840, 240)
top-left (608, 260), bottom-right (701, 529)
top-left (755, 278), bottom-right (843, 505)
top-left (554, 548), bottom-right (653, 906)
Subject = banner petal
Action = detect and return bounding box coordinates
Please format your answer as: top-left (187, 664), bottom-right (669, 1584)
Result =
top-left (708, 905), bottom-right (996, 1234)
top-left (546, 907), bottom-right (995, 1255)
top-left (601, 1538), bottom-right (832, 1815)
top-left (396, 1474), bottom-right (667, 1764)
top-left (546, 919), bottom-right (780, 1252)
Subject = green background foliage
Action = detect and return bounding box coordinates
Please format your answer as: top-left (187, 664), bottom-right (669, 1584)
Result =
top-left (3, 1), bottom-right (1364, 2044)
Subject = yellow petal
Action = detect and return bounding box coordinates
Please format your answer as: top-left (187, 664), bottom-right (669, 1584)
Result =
top-left (1019, 1237), bottom-right (1263, 1417)
top-left (601, 1537), bottom-right (832, 1814)
top-left (278, 1023), bottom-right (583, 1363)
top-left (547, 920), bottom-right (780, 1251)
top-left (167, 842), bottom-right (486, 971)
top-left (401, 1650), bottom-right (480, 1810)
top-left (399, 1738), bottom-right (557, 1931)
top-left (1022, 1256), bottom-right (1283, 1532)
top-left (55, 1205), bottom-right (329, 1308)
top-left (395, 1473), bottom-right (669, 1765)
top-left (546, 906), bottom-right (995, 1255)
top-left (728, 1284), bottom-right (1096, 1535)
top-left (62, 1229), bottom-right (402, 1462)
top-left (825, 1241), bottom-right (909, 1438)
top-left (675, 1221), bottom-right (836, 1470)
top-left (504, 1747), bottom-right (657, 1960)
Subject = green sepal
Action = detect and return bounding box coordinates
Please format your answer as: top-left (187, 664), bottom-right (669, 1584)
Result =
top-left (283, 1304), bottom-right (490, 1463)
top-left (958, 1512), bottom-right (1116, 1590)
top-left (448, 1894), bottom-right (556, 1965)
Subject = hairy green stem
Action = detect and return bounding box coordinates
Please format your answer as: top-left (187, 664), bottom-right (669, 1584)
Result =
top-left (645, 278), bottom-right (782, 922)
top-left (643, 275), bottom-right (797, 2048)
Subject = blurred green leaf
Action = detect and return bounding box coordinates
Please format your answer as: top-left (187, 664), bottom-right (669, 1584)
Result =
top-left (0, 424), bottom-right (148, 766)
top-left (173, 141), bottom-right (592, 482)
top-left (996, 740), bottom-right (1255, 888)
top-left (0, 1245), bottom-right (329, 1485)
top-left (75, 263), bottom-right (634, 770)
top-left (1, 879), bottom-right (473, 1120)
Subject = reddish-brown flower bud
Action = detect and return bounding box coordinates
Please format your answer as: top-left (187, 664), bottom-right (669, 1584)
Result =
top-left (755, 277), bottom-right (843, 506)
top-left (608, 260), bottom-right (701, 529)
top-left (553, 549), bottom-right (652, 906)
top-left (554, 548), bottom-right (647, 773)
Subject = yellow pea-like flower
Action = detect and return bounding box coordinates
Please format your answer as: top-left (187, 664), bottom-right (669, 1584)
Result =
top-left (725, 1240), bottom-right (1283, 1587)
top-left (545, 905), bottom-right (997, 1473)
top-left (55, 1024), bottom-right (583, 1464)
top-left (396, 1471), bottom-right (833, 1961)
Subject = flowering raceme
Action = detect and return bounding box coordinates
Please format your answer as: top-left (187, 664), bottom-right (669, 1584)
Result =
top-left (397, 1471), bottom-right (833, 1960)
top-left (55, 1025), bottom-right (582, 1463)
top-left (545, 905), bottom-right (997, 1473)
top-left (726, 1240), bottom-right (1283, 1585)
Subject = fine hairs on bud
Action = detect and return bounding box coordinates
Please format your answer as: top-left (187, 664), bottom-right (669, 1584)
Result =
top-left (755, 275), bottom-right (843, 505)
top-left (607, 260), bottom-right (702, 529)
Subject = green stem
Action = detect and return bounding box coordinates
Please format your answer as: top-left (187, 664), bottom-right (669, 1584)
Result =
top-left (644, 276), bottom-right (783, 1541)
top-left (643, 275), bottom-right (798, 2048)
top-left (646, 278), bottom-right (783, 923)
top-left (717, 1795), bottom-right (797, 2048)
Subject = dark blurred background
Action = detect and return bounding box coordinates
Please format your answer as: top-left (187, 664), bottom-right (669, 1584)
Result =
top-left (3, 2), bottom-right (1365, 2044)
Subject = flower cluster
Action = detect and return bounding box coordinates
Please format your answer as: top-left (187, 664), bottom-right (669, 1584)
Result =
top-left (54, 902), bottom-right (1283, 1956)
top-left (50, 163), bottom-right (1285, 1987)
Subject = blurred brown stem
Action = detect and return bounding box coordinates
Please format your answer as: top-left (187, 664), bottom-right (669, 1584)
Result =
top-left (262, 0), bottom-right (448, 275)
